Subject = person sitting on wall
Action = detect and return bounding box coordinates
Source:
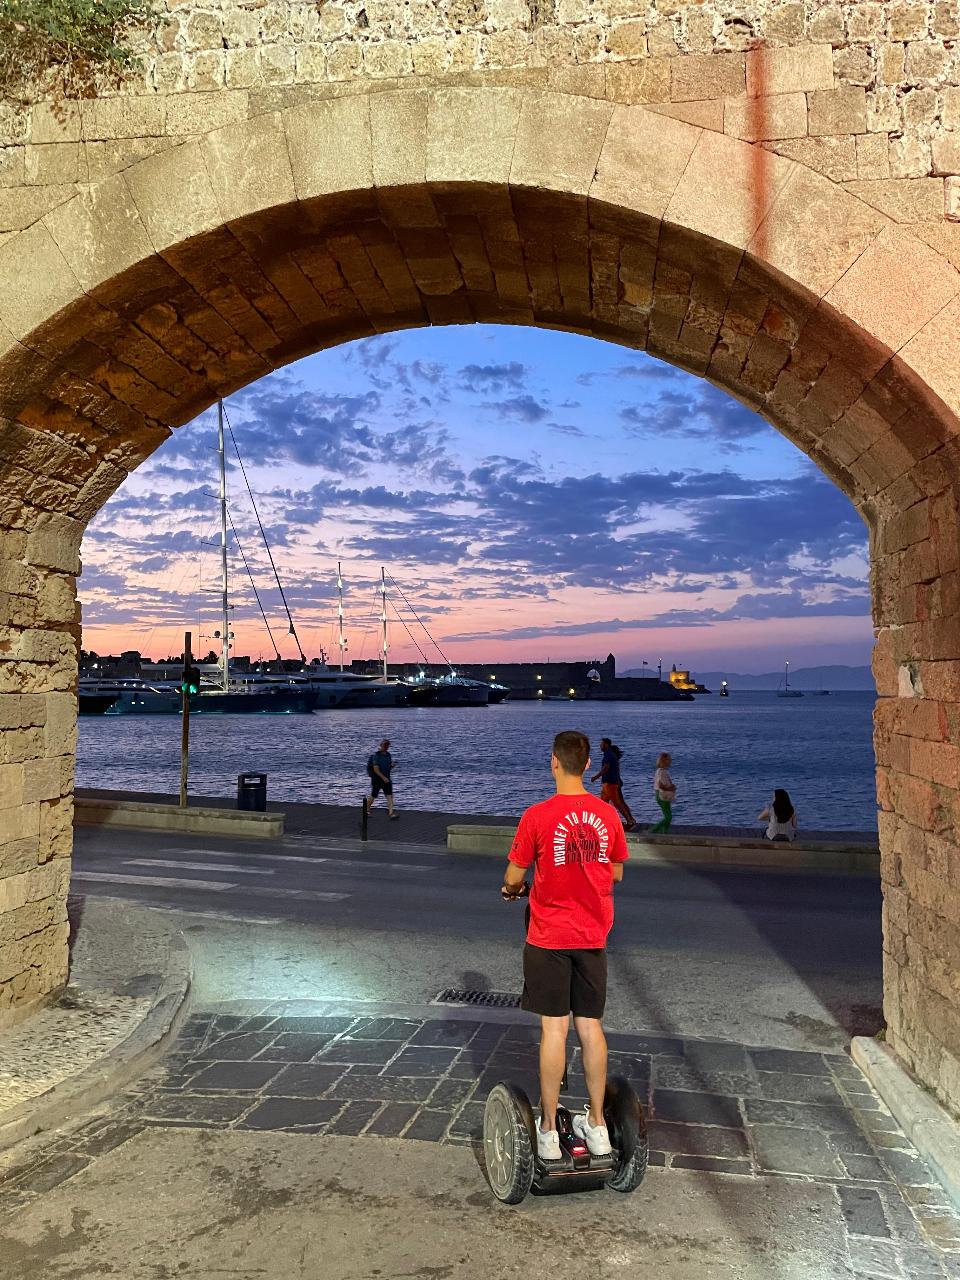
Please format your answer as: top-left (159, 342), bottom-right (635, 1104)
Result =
top-left (758, 789), bottom-right (798, 842)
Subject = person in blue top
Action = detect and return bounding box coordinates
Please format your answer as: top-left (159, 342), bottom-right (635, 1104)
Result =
top-left (591, 737), bottom-right (635, 831)
top-left (365, 739), bottom-right (399, 820)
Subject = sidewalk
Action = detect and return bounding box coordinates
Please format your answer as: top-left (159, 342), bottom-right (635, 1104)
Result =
top-left (76, 787), bottom-right (877, 848)
top-left (1, 998), bottom-right (959, 1278)
top-left (0, 897), bottom-right (190, 1151)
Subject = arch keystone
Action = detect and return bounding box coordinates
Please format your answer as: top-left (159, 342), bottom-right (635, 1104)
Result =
top-left (426, 88), bottom-right (521, 186)
top-left (201, 112), bottom-right (296, 225)
top-left (284, 95), bottom-right (372, 201)
top-left (124, 140), bottom-right (224, 253)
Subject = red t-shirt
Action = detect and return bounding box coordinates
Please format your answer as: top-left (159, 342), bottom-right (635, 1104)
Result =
top-left (508, 793), bottom-right (629, 950)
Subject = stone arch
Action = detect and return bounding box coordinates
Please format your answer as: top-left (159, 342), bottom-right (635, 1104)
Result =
top-left (1, 87), bottom-right (958, 1112)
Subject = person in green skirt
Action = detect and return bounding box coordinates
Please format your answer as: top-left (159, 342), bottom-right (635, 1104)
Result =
top-left (652, 752), bottom-right (676, 833)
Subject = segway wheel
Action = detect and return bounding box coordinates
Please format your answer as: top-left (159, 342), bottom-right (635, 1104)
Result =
top-left (603, 1075), bottom-right (649, 1194)
top-left (483, 1083), bottom-right (536, 1204)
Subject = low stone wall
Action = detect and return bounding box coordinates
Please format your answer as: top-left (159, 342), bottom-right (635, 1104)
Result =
top-left (447, 823), bottom-right (882, 873)
top-left (74, 798), bottom-right (285, 839)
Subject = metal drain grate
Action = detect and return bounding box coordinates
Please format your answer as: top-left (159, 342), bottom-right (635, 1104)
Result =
top-left (434, 988), bottom-right (522, 1008)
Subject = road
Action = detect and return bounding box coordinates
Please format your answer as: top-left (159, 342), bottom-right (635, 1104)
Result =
top-left (71, 824), bottom-right (883, 1052)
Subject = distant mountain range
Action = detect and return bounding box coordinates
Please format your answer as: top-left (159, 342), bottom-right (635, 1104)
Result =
top-left (622, 664), bottom-right (874, 691)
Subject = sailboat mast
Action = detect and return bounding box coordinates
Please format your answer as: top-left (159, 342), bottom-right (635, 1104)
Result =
top-left (218, 400), bottom-right (230, 691)
top-left (337, 561), bottom-right (346, 672)
top-left (380, 566), bottom-right (388, 682)
top-left (785, 659), bottom-right (789, 692)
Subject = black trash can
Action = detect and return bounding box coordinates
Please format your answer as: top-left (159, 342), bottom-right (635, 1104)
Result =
top-left (237, 772), bottom-right (267, 812)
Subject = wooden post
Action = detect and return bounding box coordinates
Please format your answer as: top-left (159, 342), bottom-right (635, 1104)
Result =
top-left (179, 630), bottom-right (191, 808)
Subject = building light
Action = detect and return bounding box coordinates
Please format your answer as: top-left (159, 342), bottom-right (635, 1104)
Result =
top-left (568, 688), bottom-right (575, 696)
top-left (489, 674), bottom-right (496, 680)
top-left (537, 689), bottom-right (544, 697)
top-left (536, 673), bottom-right (542, 680)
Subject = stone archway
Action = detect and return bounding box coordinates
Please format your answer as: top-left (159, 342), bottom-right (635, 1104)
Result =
top-left (0, 86), bottom-right (958, 1114)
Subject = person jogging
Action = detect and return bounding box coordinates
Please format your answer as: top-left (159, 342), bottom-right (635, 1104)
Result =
top-left (365, 739), bottom-right (399, 819)
top-left (591, 736), bottom-right (636, 831)
top-left (501, 730), bottom-right (629, 1161)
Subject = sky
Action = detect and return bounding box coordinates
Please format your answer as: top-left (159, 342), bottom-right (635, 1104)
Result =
top-left (78, 325), bottom-right (874, 675)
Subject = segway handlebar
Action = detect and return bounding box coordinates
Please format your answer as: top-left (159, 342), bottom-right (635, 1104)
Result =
top-left (501, 881), bottom-right (530, 901)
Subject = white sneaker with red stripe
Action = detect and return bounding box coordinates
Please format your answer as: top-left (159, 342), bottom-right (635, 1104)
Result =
top-left (573, 1108), bottom-right (612, 1156)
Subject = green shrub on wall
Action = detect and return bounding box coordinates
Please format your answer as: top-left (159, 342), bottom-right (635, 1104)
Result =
top-left (0, 0), bottom-right (157, 103)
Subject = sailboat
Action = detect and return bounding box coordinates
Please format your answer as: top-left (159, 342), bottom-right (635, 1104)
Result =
top-left (776, 660), bottom-right (803, 699)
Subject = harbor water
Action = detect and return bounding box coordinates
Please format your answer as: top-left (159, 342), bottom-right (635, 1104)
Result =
top-left (77, 691), bottom-right (878, 832)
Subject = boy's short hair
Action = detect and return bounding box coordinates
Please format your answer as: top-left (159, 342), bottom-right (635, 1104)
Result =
top-left (553, 730), bottom-right (590, 775)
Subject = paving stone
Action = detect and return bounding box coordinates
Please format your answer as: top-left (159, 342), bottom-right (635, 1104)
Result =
top-left (839, 1153), bottom-right (893, 1182)
top-left (744, 1098), bottom-right (866, 1137)
top-left (682, 1041), bottom-right (752, 1075)
top-left (756, 1071), bottom-right (844, 1105)
top-left (263, 1063), bottom-right (345, 1097)
top-left (237, 1097), bottom-right (342, 1131)
top-left (192, 1032), bottom-right (279, 1061)
top-left (139, 1093), bottom-right (250, 1125)
top-left (234, 1015), bottom-right (279, 1032)
top-left (751, 1125), bottom-right (845, 1177)
top-left (606, 1053), bottom-right (652, 1085)
top-left (447, 1101), bottom-right (486, 1139)
top-left (254, 1033), bottom-right (332, 1062)
top-left (749, 1049), bottom-right (832, 1077)
top-left (881, 1149), bottom-right (941, 1188)
top-left (408, 1020), bottom-right (485, 1047)
top-left (330, 1101), bottom-right (382, 1136)
top-left (427, 1078), bottom-right (476, 1109)
top-left (326, 1074), bottom-right (437, 1103)
top-left (846, 1239), bottom-right (905, 1278)
top-left (319, 1040), bottom-right (401, 1066)
top-left (404, 1110), bottom-right (451, 1142)
top-left (840, 1088), bottom-right (882, 1111)
top-left (653, 1063), bottom-right (757, 1095)
top-left (647, 1121), bottom-right (749, 1158)
top-left (671, 1154), bottom-right (753, 1176)
top-left (652, 1089), bottom-right (742, 1128)
top-left (210, 1014), bottom-right (246, 1031)
top-left (348, 1018), bottom-right (422, 1041)
top-left (365, 1102), bottom-right (420, 1137)
top-left (646, 1149), bottom-right (666, 1167)
top-left (269, 1016), bottom-right (355, 1034)
top-left (8, 1153), bottom-right (90, 1194)
top-left (827, 1055), bottom-right (865, 1081)
top-left (382, 1047), bottom-right (462, 1076)
top-left (875, 1187), bottom-right (929, 1245)
top-left (188, 1060), bottom-right (285, 1092)
top-left (839, 1186), bottom-right (891, 1238)
top-left (607, 1033), bottom-right (683, 1056)
top-left (72, 1121), bottom-right (144, 1159)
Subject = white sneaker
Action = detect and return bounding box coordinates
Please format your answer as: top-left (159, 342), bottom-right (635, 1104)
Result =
top-left (573, 1108), bottom-right (612, 1156)
top-left (537, 1124), bottom-right (561, 1160)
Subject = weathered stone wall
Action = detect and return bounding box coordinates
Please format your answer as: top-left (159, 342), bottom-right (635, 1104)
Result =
top-left (0, 2), bottom-right (958, 1117)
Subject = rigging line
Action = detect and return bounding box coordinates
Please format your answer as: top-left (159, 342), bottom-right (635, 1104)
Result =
top-left (221, 402), bottom-right (306, 663)
top-left (227, 509), bottom-right (282, 662)
top-left (388, 597), bottom-right (431, 667)
top-left (387, 574), bottom-right (452, 670)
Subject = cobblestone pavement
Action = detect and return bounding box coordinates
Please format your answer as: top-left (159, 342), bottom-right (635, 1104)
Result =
top-left (1, 1002), bottom-right (958, 1278)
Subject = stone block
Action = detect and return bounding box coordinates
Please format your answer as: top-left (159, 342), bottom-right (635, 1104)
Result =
top-left (932, 134), bottom-right (960, 177)
top-left (649, 99), bottom-right (724, 131)
top-left (724, 93), bottom-right (806, 142)
top-left (202, 112), bottom-right (296, 223)
top-left (770, 135), bottom-right (857, 182)
top-left (24, 144), bottom-right (84, 187)
top-left (0, 803), bottom-right (39, 846)
top-left (905, 39), bottom-right (952, 82)
top-left (43, 172), bottom-right (154, 293)
top-left (284, 95), bottom-right (372, 201)
top-left (948, 177), bottom-right (960, 222)
top-left (749, 164), bottom-right (888, 299)
top-left (807, 87), bottom-right (868, 136)
top-left (902, 87), bottom-right (939, 131)
top-left (81, 97), bottom-right (165, 142)
top-left (887, 2), bottom-right (930, 41)
top-left (900, 294), bottom-right (960, 421)
top-left (592, 105), bottom-right (699, 229)
top-left (426, 88), bottom-right (520, 185)
top-left (41, 692), bottom-right (76, 760)
top-left (746, 44), bottom-right (833, 96)
top-left (606, 20), bottom-right (647, 58)
top-left (0, 224), bottom-right (83, 341)
top-left (857, 134), bottom-right (890, 180)
top-left (890, 135), bottom-right (932, 179)
top-left (665, 128), bottom-right (794, 254)
top-left (833, 44), bottom-right (876, 87)
top-left (511, 92), bottom-right (613, 196)
top-left (29, 103), bottom-right (81, 145)
top-left (165, 92), bottom-right (249, 137)
top-left (670, 54), bottom-right (745, 103)
top-left (604, 58), bottom-right (672, 105)
top-left (370, 92), bottom-right (428, 190)
top-left (808, 5), bottom-right (844, 42)
top-left (21, 758), bottom-right (61, 804)
top-left (846, 176), bottom-right (946, 224)
top-left (877, 41), bottom-right (906, 84)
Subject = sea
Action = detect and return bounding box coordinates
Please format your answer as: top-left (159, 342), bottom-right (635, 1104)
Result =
top-left (76, 691), bottom-right (879, 833)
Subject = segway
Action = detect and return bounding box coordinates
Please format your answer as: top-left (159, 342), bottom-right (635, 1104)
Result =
top-left (484, 880), bottom-right (649, 1202)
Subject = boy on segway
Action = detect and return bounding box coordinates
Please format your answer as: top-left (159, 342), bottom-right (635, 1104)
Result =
top-left (501, 730), bottom-right (628, 1162)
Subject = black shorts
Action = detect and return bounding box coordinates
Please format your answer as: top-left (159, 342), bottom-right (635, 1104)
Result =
top-left (521, 944), bottom-right (607, 1019)
top-left (370, 776), bottom-right (393, 797)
